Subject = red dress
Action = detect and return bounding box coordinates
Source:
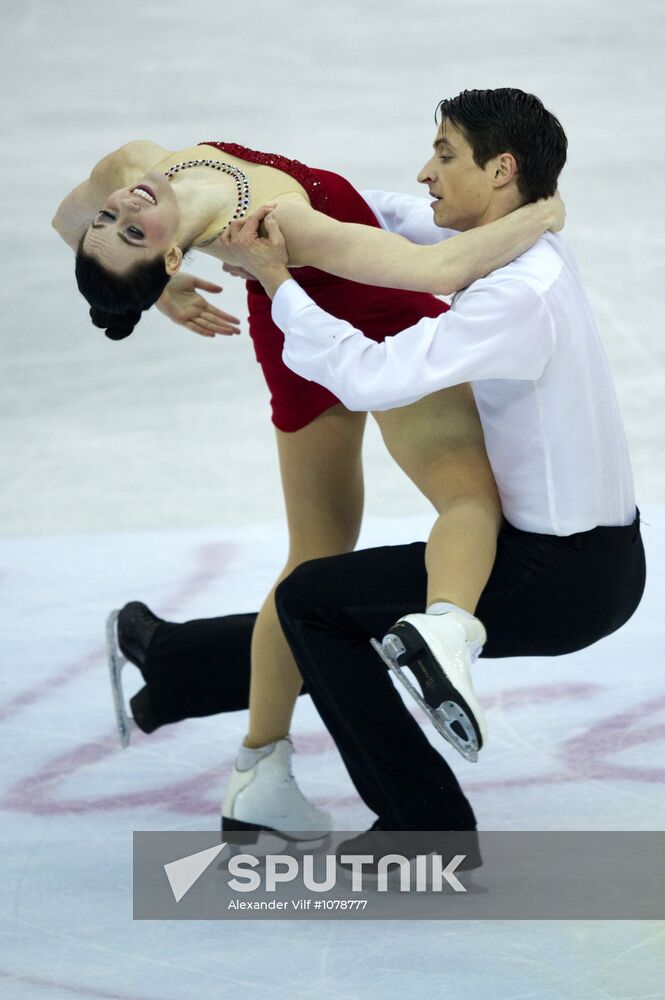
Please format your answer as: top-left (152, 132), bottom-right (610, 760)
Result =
top-left (200, 142), bottom-right (449, 432)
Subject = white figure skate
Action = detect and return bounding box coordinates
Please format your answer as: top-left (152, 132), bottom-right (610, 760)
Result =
top-left (372, 610), bottom-right (487, 763)
top-left (222, 737), bottom-right (332, 842)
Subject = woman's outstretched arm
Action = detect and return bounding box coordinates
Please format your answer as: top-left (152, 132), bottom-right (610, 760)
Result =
top-left (51, 142), bottom-right (163, 250)
top-left (52, 176), bottom-right (106, 250)
top-left (262, 193), bottom-right (563, 296)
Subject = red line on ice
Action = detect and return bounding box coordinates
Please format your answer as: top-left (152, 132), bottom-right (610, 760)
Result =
top-left (0, 968), bottom-right (178, 1000)
top-left (0, 541), bottom-right (236, 724)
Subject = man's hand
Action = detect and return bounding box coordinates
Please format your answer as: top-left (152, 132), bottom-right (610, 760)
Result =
top-left (219, 206), bottom-right (291, 299)
top-left (155, 272), bottom-right (241, 338)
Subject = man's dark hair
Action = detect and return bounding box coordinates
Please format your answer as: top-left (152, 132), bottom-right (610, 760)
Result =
top-left (436, 88), bottom-right (568, 203)
top-left (75, 237), bottom-right (172, 340)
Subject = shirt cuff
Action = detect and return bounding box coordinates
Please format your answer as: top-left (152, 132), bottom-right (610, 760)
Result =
top-left (271, 279), bottom-right (315, 334)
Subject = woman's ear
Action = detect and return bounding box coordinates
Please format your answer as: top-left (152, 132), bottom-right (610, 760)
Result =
top-left (164, 244), bottom-right (183, 276)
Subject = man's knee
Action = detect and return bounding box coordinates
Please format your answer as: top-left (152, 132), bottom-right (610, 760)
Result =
top-left (275, 556), bottom-right (334, 624)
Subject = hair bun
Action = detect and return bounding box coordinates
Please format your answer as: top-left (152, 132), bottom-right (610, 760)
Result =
top-left (89, 306), bottom-right (141, 341)
top-left (104, 324), bottom-right (135, 341)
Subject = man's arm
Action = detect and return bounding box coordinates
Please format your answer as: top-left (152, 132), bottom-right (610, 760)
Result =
top-left (218, 213), bottom-right (556, 408)
top-left (360, 190), bottom-right (457, 243)
top-left (273, 275), bottom-right (555, 411)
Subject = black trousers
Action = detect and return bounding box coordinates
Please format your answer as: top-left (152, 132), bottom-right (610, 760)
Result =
top-left (133, 514), bottom-right (645, 828)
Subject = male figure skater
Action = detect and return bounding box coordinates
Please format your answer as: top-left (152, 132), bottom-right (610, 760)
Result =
top-left (213, 87), bottom-right (645, 832)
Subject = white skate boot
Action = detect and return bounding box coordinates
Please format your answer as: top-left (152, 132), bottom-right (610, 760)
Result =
top-left (372, 609), bottom-right (487, 762)
top-left (221, 737), bottom-right (332, 842)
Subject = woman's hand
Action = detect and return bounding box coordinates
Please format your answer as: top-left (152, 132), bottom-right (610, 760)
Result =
top-left (545, 190), bottom-right (565, 233)
top-left (155, 272), bottom-right (241, 337)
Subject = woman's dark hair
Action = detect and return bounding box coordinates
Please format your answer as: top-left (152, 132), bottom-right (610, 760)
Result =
top-left (75, 234), bottom-right (172, 340)
top-left (436, 88), bottom-right (568, 203)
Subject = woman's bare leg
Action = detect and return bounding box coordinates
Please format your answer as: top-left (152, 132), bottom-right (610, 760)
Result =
top-left (424, 475), bottom-right (502, 614)
top-left (374, 383), bottom-right (502, 616)
top-left (245, 405), bottom-right (366, 748)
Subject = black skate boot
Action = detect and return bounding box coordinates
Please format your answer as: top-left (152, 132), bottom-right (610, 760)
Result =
top-left (116, 601), bottom-right (163, 668)
top-left (106, 602), bottom-right (164, 747)
top-left (335, 822), bottom-right (482, 887)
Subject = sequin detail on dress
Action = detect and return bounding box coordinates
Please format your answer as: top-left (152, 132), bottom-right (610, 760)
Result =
top-left (198, 141), bottom-right (330, 215)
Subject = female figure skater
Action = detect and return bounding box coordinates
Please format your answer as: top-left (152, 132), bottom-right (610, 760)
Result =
top-left (53, 138), bottom-right (562, 838)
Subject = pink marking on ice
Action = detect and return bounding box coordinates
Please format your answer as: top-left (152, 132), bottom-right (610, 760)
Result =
top-left (404, 681), bottom-right (603, 729)
top-left (480, 681), bottom-right (602, 711)
top-left (291, 730), bottom-right (336, 755)
top-left (0, 726), bottom-right (341, 817)
top-left (0, 968), bottom-right (173, 1000)
top-left (152, 541), bottom-right (238, 617)
top-left (0, 727), bottom-right (235, 816)
top-left (324, 683), bottom-right (665, 799)
top-left (0, 541), bottom-right (236, 724)
top-left (557, 692), bottom-right (665, 782)
top-left (423, 688), bottom-right (665, 791)
top-left (0, 648), bottom-right (104, 723)
top-left (0, 681), bottom-right (612, 816)
top-left (5, 675), bottom-right (663, 820)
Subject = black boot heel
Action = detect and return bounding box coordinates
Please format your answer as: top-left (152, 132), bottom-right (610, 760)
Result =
top-left (221, 816), bottom-right (274, 846)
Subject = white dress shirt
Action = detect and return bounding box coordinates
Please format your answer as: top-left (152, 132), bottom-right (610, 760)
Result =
top-left (272, 191), bottom-right (636, 536)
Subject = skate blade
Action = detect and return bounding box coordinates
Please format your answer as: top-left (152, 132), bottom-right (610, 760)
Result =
top-left (370, 637), bottom-right (479, 763)
top-left (106, 610), bottom-right (135, 749)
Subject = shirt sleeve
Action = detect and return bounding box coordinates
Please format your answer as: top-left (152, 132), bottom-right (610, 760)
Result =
top-left (360, 190), bottom-right (458, 244)
top-left (273, 277), bottom-right (556, 412)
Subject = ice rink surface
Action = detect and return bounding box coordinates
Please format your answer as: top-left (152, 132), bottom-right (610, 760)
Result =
top-left (1, 1), bottom-right (664, 997)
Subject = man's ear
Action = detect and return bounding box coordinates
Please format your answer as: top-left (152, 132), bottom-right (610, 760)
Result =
top-left (491, 152), bottom-right (519, 189)
top-left (164, 245), bottom-right (183, 276)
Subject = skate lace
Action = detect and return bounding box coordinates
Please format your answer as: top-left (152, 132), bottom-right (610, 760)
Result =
top-left (282, 766), bottom-right (321, 814)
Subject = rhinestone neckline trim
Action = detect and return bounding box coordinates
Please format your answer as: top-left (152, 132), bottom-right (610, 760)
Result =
top-left (163, 159), bottom-right (251, 244)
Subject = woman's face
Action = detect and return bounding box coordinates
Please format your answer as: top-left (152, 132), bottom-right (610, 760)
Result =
top-left (82, 172), bottom-right (181, 273)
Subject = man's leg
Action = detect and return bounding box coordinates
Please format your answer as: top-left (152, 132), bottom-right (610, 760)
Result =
top-left (476, 515), bottom-right (645, 659)
top-left (275, 515), bottom-right (645, 829)
top-left (127, 611), bottom-right (258, 732)
top-left (275, 542), bottom-right (477, 831)
top-left (123, 511), bottom-right (643, 748)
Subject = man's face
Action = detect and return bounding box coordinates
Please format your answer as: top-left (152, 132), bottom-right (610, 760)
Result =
top-left (417, 120), bottom-right (497, 231)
